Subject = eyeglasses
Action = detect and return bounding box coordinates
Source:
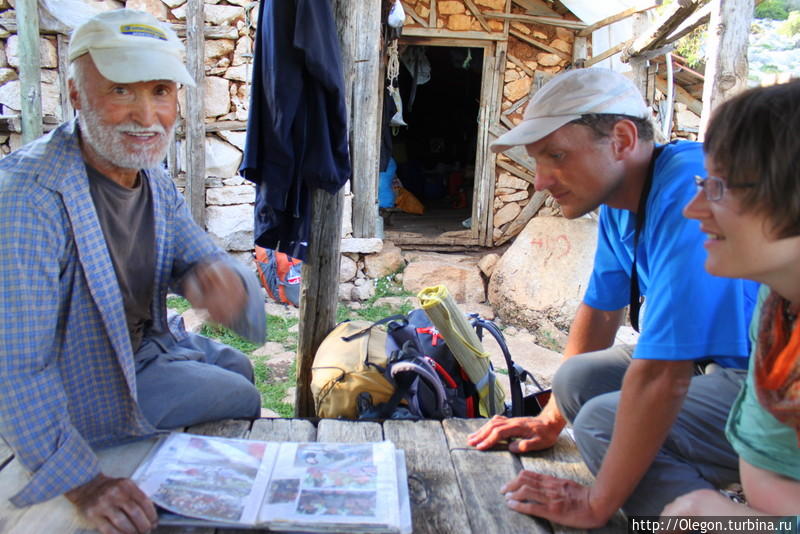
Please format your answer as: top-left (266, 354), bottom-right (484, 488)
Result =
top-left (694, 175), bottom-right (757, 202)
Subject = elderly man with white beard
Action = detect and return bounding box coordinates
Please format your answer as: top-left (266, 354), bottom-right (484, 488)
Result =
top-left (0, 9), bottom-right (266, 534)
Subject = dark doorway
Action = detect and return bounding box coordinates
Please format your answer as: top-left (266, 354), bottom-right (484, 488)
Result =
top-left (384, 44), bottom-right (483, 242)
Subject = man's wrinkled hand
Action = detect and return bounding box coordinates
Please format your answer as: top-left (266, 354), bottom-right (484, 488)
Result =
top-left (502, 470), bottom-right (607, 529)
top-left (467, 414), bottom-right (563, 452)
top-left (65, 474), bottom-right (157, 534)
top-left (183, 260), bottom-right (246, 327)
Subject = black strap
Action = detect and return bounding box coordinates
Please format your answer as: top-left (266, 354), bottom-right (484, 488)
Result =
top-left (629, 144), bottom-right (665, 333)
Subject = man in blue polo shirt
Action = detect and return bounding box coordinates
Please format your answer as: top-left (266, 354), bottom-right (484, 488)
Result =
top-left (467, 68), bottom-right (757, 527)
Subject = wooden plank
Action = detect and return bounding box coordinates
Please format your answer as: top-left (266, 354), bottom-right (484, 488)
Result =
top-left (485, 12), bottom-right (586, 30)
top-left (665, 3), bottom-right (711, 45)
top-left (384, 420), bottom-right (472, 534)
top-left (511, 0), bottom-right (560, 18)
top-left (429, 0), bottom-right (437, 28)
top-left (16, 0), bottom-right (42, 144)
top-left (584, 39), bottom-right (631, 68)
top-left (655, 76), bottom-right (702, 116)
top-left (499, 114), bottom-right (515, 130)
top-left (401, 0), bottom-right (429, 27)
top-left (572, 35), bottom-right (588, 68)
top-left (509, 29), bottom-right (570, 61)
top-left (170, 23), bottom-right (240, 40)
top-left (350, 0), bottom-right (382, 238)
top-left (0, 439), bottom-right (159, 534)
top-left (400, 27), bottom-right (505, 41)
top-left (506, 53), bottom-right (534, 77)
top-left (496, 190), bottom-right (548, 245)
top-left (452, 450), bottom-right (550, 533)
top-left (184, 0), bottom-right (206, 226)
top-left (473, 44), bottom-right (498, 245)
top-left (249, 418), bottom-right (317, 442)
top-left (622, 0), bottom-right (704, 62)
top-left (496, 159), bottom-right (534, 186)
top-left (56, 34), bottom-right (73, 121)
top-left (463, 0), bottom-right (492, 33)
top-left (186, 419), bottom-right (251, 438)
top-left (502, 94), bottom-right (529, 116)
top-left (316, 420), bottom-right (383, 442)
top-left (577, 4), bottom-right (659, 37)
top-left (489, 124), bottom-right (536, 175)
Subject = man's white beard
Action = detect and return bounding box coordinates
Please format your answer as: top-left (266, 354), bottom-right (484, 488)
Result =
top-left (77, 96), bottom-right (175, 171)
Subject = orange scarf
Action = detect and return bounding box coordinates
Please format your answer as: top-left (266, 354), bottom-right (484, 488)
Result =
top-left (755, 290), bottom-right (800, 444)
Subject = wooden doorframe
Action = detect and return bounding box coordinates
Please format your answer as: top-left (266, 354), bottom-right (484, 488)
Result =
top-left (394, 36), bottom-right (496, 246)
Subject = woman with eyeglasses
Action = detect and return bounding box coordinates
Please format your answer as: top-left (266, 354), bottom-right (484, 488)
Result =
top-left (661, 80), bottom-right (800, 517)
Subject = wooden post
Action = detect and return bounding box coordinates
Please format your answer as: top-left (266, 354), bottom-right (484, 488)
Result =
top-left (295, 0), bottom-right (350, 417)
top-left (16, 0), bottom-right (42, 144)
top-left (699, 0), bottom-right (753, 139)
top-left (185, 1), bottom-right (206, 226)
top-left (629, 13), bottom-right (651, 104)
top-left (350, 1), bottom-right (381, 238)
top-left (56, 34), bottom-right (74, 122)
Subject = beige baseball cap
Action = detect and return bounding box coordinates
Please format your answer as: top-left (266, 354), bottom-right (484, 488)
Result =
top-left (490, 68), bottom-right (649, 153)
top-left (68, 8), bottom-right (195, 86)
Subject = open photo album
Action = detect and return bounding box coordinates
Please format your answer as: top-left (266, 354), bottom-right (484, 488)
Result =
top-left (132, 433), bottom-right (412, 533)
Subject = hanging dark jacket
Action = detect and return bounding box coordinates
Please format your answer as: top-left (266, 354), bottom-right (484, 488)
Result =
top-left (241, 0), bottom-right (351, 260)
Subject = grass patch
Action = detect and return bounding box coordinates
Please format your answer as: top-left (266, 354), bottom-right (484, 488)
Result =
top-left (166, 295), bottom-right (191, 314)
top-left (267, 314), bottom-right (299, 351)
top-left (253, 357), bottom-right (296, 416)
top-left (199, 323), bottom-right (260, 355)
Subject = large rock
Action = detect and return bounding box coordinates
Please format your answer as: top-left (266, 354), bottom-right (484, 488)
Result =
top-left (503, 77), bottom-right (531, 102)
top-left (364, 241), bottom-right (404, 278)
top-left (206, 204), bottom-right (253, 251)
top-left (205, 136), bottom-right (242, 178)
top-left (125, 0), bottom-right (167, 18)
top-left (403, 260), bottom-right (485, 303)
top-left (438, 1), bottom-right (465, 14)
top-left (205, 39), bottom-right (235, 64)
top-left (206, 184), bottom-right (254, 205)
top-left (205, 4), bottom-right (245, 25)
top-left (446, 14), bottom-right (472, 31)
top-left (488, 216), bottom-right (597, 331)
top-left (6, 35), bottom-right (57, 68)
top-left (0, 79), bottom-right (61, 117)
top-left (233, 35), bottom-right (252, 66)
top-left (340, 255), bottom-right (357, 283)
top-left (204, 76), bottom-right (231, 117)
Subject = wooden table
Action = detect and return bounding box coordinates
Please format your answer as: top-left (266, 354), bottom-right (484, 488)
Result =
top-left (0, 418), bottom-right (626, 534)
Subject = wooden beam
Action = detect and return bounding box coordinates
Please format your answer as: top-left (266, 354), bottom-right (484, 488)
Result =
top-left (655, 76), bottom-right (702, 115)
top-left (577, 4), bottom-right (659, 37)
top-left (295, 0), bottom-right (348, 418)
top-left (489, 124), bottom-right (536, 175)
top-left (509, 29), bottom-right (571, 61)
top-left (572, 35), bottom-right (588, 68)
top-left (184, 0), bottom-right (206, 226)
top-left (699, 0), bottom-right (753, 138)
top-left (400, 27), bottom-right (504, 40)
top-left (350, 0), bottom-right (382, 237)
top-left (496, 190), bottom-right (548, 245)
top-left (665, 3), bottom-right (712, 45)
top-left (16, 0), bottom-right (42, 144)
top-left (622, 0), bottom-right (704, 62)
top-left (496, 159), bottom-right (534, 186)
top-left (506, 53), bottom-right (534, 77)
top-left (429, 0), bottom-right (437, 28)
top-left (485, 12), bottom-right (586, 30)
top-left (511, 0), bottom-right (560, 18)
top-left (401, 0), bottom-right (428, 27)
top-left (585, 39), bottom-right (631, 68)
top-left (463, 0), bottom-right (492, 33)
top-left (502, 94), bottom-right (529, 116)
top-left (170, 23), bottom-right (239, 40)
top-left (56, 34), bottom-right (73, 122)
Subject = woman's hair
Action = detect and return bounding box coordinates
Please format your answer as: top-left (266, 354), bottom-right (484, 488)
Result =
top-left (704, 80), bottom-right (800, 239)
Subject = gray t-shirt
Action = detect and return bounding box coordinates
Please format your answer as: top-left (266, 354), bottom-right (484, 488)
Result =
top-left (86, 164), bottom-right (156, 352)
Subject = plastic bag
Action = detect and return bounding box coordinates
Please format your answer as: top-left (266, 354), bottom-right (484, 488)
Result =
top-left (388, 0), bottom-right (405, 28)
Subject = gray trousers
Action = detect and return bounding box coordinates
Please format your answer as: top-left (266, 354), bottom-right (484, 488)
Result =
top-left (552, 345), bottom-right (746, 516)
top-left (134, 330), bottom-right (261, 429)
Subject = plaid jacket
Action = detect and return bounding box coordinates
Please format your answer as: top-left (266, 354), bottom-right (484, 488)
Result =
top-left (0, 121), bottom-right (229, 506)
